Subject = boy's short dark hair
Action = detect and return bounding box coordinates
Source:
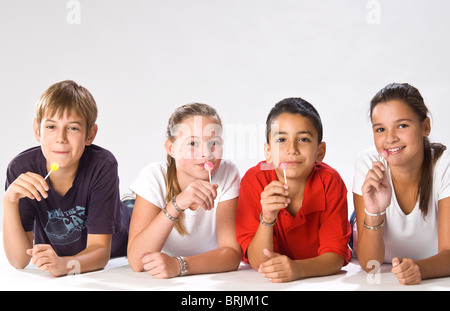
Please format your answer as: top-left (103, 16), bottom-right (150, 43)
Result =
top-left (265, 97), bottom-right (323, 143)
top-left (35, 80), bottom-right (98, 132)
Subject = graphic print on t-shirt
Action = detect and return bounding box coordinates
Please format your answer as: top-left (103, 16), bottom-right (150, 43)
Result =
top-left (44, 206), bottom-right (86, 245)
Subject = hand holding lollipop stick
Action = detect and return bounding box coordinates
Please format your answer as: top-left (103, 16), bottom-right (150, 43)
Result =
top-left (44, 162), bottom-right (59, 180)
top-left (204, 161), bottom-right (214, 183)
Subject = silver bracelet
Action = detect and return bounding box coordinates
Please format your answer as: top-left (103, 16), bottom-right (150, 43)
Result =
top-left (162, 205), bottom-right (179, 222)
top-left (259, 212), bottom-right (277, 227)
top-left (363, 219), bottom-right (385, 230)
top-left (172, 195), bottom-right (183, 213)
top-left (364, 208), bottom-right (386, 217)
top-left (176, 256), bottom-right (188, 276)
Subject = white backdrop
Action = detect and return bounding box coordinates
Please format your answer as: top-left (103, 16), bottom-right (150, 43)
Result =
top-left (1, 1), bottom-right (450, 230)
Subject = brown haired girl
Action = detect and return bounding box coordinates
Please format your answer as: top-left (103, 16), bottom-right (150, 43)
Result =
top-left (127, 103), bottom-right (242, 278)
top-left (352, 83), bottom-right (450, 284)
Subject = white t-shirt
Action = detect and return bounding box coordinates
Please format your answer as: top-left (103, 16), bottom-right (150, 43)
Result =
top-left (129, 159), bottom-right (240, 257)
top-left (352, 147), bottom-right (450, 263)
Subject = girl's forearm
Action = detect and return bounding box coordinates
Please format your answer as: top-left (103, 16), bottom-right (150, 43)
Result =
top-left (416, 249), bottom-right (450, 280)
top-left (127, 203), bottom-right (180, 271)
top-left (356, 215), bottom-right (386, 271)
top-left (184, 246), bottom-right (241, 275)
top-left (127, 220), bottom-right (173, 271)
top-left (354, 195), bottom-right (386, 271)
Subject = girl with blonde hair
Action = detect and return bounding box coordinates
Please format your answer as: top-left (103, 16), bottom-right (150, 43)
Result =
top-left (127, 103), bottom-right (241, 278)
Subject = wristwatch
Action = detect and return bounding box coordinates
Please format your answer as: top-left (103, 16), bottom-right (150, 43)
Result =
top-left (176, 256), bottom-right (188, 276)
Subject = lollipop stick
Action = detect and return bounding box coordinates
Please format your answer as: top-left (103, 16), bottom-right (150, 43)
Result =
top-left (44, 171), bottom-right (52, 180)
top-left (208, 170), bottom-right (212, 183)
top-left (283, 169), bottom-right (287, 184)
top-left (380, 150), bottom-right (389, 169)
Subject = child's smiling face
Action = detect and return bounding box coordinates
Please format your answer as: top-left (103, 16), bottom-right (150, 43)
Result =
top-left (371, 99), bottom-right (430, 167)
top-left (33, 109), bottom-right (97, 173)
top-left (265, 113), bottom-right (326, 181)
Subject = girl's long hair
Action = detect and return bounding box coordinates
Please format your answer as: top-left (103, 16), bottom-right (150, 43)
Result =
top-left (370, 83), bottom-right (446, 217)
top-left (165, 103), bottom-right (222, 235)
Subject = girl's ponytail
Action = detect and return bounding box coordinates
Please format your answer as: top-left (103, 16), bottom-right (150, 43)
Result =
top-left (165, 154), bottom-right (187, 235)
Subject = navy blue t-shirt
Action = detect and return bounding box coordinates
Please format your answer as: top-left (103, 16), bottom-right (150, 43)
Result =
top-left (5, 145), bottom-right (131, 257)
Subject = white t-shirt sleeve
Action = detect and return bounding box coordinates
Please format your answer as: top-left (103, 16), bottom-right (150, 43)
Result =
top-left (435, 149), bottom-right (450, 201)
top-left (129, 162), bottom-right (167, 209)
top-left (352, 147), bottom-right (381, 196)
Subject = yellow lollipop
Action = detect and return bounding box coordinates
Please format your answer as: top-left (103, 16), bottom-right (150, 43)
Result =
top-left (44, 162), bottom-right (59, 180)
top-left (50, 162), bottom-right (59, 171)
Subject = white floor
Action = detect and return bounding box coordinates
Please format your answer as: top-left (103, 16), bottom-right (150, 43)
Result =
top-left (1, 233), bottom-right (449, 291)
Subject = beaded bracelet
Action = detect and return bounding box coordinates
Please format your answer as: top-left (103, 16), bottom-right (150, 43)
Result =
top-left (172, 195), bottom-right (183, 213)
top-left (363, 219), bottom-right (385, 230)
top-left (259, 212), bottom-right (277, 227)
top-left (162, 205), bottom-right (179, 222)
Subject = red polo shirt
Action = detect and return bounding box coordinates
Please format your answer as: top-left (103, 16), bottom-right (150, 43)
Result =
top-left (236, 161), bottom-right (351, 265)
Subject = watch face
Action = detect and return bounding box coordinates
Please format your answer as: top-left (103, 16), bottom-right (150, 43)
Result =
top-left (177, 256), bottom-right (188, 276)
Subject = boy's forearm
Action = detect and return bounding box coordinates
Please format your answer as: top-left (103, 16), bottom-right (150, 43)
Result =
top-left (294, 252), bottom-right (345, 279)
top-left (64, 244), bottom-right (111, 275)
top-left (47, 240), bottom-right (111, 277)
top-left (2, 199), bottom-right (33, 269)
top-left (247, 224), bottom-right (274, 270)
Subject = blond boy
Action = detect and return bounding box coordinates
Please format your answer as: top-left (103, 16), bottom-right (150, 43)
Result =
top-left (3, 80), bottom-right (131, 276)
